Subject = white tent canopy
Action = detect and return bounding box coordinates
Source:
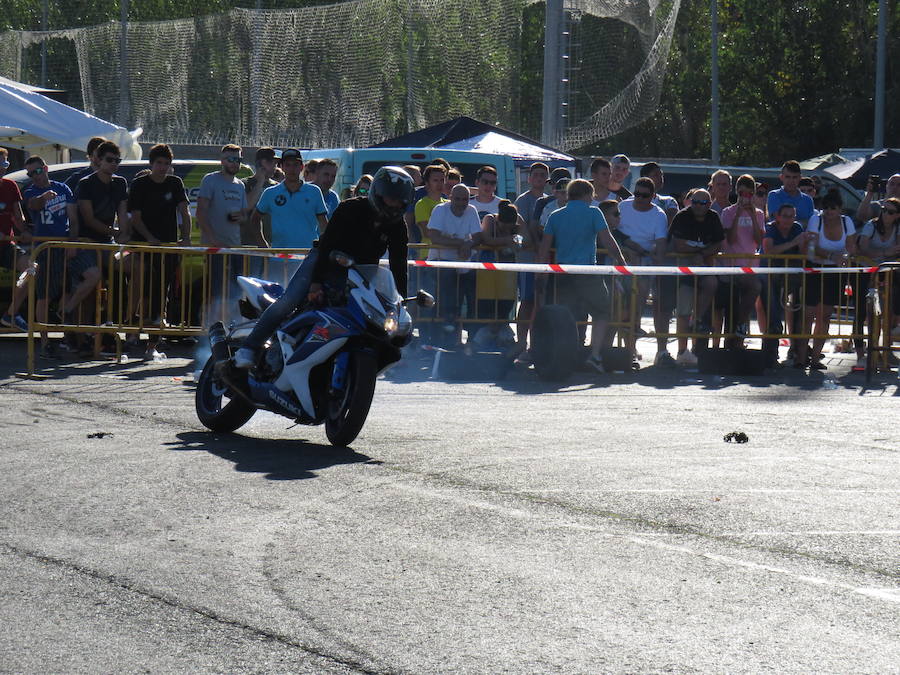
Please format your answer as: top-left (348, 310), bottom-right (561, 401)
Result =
top-left (438, 131), bottom-right (574, 163)
top-left (0, 76), bottom-right (141, 162)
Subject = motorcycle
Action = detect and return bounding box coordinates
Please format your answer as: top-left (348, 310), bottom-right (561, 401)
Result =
top-left (195, 252), bottom-right (434, 446)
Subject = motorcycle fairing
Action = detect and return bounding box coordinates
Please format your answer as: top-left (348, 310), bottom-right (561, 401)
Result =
top-left (286, 311), bottom-right (354, 365)
top-left (275, 336), bottom-right (348, 418)
top-left (247, 376), bottom-right (310, 421)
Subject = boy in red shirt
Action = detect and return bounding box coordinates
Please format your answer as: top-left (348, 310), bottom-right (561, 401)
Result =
top-left (0, 147), bottom-right (31, 331)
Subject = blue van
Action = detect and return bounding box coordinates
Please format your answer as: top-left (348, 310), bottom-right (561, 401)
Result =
top-left (301, 148), bottom-right (523, 200)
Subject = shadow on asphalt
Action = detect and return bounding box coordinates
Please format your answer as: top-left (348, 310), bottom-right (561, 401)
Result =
top-left (4, 335), bottom-right (897, 397)
top-left (165, 431), bottom-right (379, 481)
top-left (0, 337), bottom-right (202, 382)
top-left (383, 348), bottom-right (895, 395)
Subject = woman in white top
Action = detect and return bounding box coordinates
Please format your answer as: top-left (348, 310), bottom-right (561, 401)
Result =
top-left (796, 190), bottom-right (857, 369)
top-left (854, 196), bottom-right (900, 368)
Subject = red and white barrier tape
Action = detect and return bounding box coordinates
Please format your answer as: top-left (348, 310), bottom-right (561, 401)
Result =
top-left (110, 244), bottom-right (881, 276)
top-left (407, 259), bottom-right (880, 276)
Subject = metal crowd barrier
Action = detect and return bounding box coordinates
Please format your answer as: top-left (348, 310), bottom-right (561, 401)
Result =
top-left (864, 262), bottom-right (900, 381)
top-left (3, 239), bottom-right (896, 378)
top-left (406, 249), bottom-right (889, 367)
top-left (15, 241), bottom-right (311, 376)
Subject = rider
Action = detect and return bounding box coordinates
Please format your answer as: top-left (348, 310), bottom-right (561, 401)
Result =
top-left (233, 165), bottom-right (414, 368)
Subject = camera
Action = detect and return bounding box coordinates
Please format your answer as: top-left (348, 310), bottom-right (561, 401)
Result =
top-left (869, 174), bottom-right (882, 191)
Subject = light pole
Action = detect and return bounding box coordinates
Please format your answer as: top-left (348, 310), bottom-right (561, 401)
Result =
top-left (873, 0), bottom-right (887, 150)
top-left (710, 0), bottom-right (720, 163)
top-left (119, 0), bottom-right (130, 127)
top-left (40, 0), bottom-right (47, 87)
top-left (542, 0), bottom-right (564, 148)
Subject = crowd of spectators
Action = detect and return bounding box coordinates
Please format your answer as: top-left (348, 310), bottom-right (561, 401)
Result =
top-left (2, 139), bottom-right (899, 373)
top-left (402, 155), bottom-right (900, 373)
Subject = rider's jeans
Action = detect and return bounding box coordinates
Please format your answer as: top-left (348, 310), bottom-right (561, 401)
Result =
top-left (242, 249), bottom-right (319, 351)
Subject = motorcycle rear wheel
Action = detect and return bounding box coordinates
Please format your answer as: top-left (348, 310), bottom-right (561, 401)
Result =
top-left (195, 356), bottom-right (256, 433)
top-left (325, 351), bottom-right (378, 446)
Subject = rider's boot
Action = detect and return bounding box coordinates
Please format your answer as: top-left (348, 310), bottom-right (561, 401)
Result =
top-left (233, 347), bottom-right (256, 369)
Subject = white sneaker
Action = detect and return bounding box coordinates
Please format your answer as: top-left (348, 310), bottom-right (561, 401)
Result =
top-left (232, 347), bottom-right (256, 369)
top-left (676, 349), bottom-right (698, 367)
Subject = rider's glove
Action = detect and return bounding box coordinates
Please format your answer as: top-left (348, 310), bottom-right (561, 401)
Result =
top-left (307, 283), bottom-right (325, 306)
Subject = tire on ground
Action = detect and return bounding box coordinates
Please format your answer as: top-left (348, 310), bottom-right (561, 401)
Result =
top-left (531, 304), bottom-right (579, 381)
top-left (325, 351), bottom-right (378, 446)
top-left (195, 357), bottom-right (256, 432)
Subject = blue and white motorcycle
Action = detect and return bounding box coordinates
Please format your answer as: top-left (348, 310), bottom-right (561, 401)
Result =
top-left (195, 253), bottom-right (433, 446)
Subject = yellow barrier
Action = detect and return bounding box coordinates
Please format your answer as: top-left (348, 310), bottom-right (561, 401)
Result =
top-left (18, 241), bottom-right (311, 376)
top-left (6, 239), bottom-right (896, 377)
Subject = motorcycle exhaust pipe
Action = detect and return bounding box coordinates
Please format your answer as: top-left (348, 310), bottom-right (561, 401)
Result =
top-left (208, 321), bottom-right (230, 361)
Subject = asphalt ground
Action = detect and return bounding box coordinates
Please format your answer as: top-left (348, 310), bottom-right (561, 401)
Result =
top-left (0, 333), bottom-right (898, 674)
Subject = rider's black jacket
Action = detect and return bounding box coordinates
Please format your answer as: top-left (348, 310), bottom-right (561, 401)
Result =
top-left (311, 196), bottom-right (409, 297)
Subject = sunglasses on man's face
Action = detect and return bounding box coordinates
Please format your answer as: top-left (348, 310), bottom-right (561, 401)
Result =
top-left (356, 187), bottom-right (369, 195)
top-left (692, 199), bottom-right (710, 206)
top-left (479, 178), bottom-right (497, 185)
top-left (224, 156), bottom-right (243, 163)
top-left (26, 166), bottom-right (45, 177)
top-left (634, 191), bottom-right (653, 199)
top-left (103, 156), bottom-right (121, 164)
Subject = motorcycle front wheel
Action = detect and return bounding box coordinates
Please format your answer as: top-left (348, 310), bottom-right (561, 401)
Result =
top-left (195, 356), bottom-right (256, 433)
top-left (325, 351), bottom-right (378, 446)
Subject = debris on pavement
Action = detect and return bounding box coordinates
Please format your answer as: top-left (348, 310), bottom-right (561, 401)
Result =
top-left (723, 431), bottom-right (748, 443)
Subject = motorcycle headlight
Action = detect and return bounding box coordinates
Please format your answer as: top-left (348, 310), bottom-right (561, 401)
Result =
top-left (383, 312), bottom-right (399, 335)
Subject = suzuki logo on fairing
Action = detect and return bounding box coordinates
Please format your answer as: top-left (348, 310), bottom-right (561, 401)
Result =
top-left (310, 325), bottom-right (330, 341)
top-left (268, 389), bottom-right (304, 418)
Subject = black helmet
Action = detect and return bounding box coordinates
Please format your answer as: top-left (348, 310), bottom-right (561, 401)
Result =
top-left (369, 165), bottom-right (415, 219)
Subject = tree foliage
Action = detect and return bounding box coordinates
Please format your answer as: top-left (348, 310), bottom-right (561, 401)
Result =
top-left (2, 0), bottom-right (896, 163)
top-left (586, 0), bottom-right (899, 164)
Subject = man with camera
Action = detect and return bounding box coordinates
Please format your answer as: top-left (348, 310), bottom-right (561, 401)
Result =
top-left (857, 173), bottom-right (900, 224)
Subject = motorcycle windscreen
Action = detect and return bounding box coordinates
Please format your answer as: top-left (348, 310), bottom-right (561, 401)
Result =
top-left (356, 264), bottom-right (402, 304)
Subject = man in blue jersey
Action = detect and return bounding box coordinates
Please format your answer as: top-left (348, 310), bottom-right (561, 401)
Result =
top-left (23, 155), bottom-right (101, 357)
top-left (252, 149), bottom-right (328, 251)
top-left (250, 148), bottom-right (328, 283)
top-left (538, 178), bottom-right (626, 373)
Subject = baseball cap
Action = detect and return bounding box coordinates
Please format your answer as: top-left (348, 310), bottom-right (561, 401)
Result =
top-left (281, 148), bottom-right (303, 161)
top-left (549, 167), bottom-right (572, 183)
top-left (255, 146), bottom-right (277, 163)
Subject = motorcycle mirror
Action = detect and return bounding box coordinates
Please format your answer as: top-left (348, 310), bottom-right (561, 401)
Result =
top-left (415, 290), bottom-right (435, 309)
top-left (330, 250), bottom-right (355, 268)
